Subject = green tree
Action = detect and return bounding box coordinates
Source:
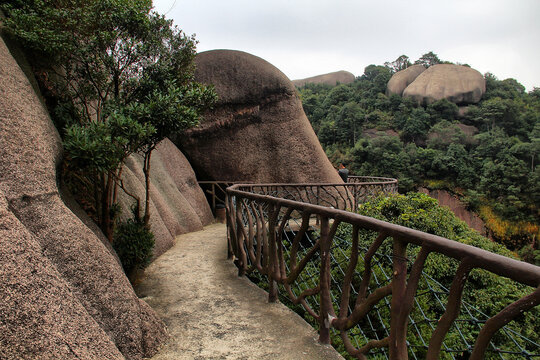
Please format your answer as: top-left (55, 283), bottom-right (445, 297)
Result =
top-left (2, 0), bottom-right (216, 238)
top-left (335, 193), bottom-right (539, 358)
top-left (384, 54), bottom-right (412, 73)
top-left (360, 65), bottom-right (392, 95)
top-left (484, 73), bottom-right (526, 100)
top-left (335, 102), bottom-right (364, 146)
top-left (426, 120), bottom-right (467, 150)
top-left (427, 98), bottom-right (458, 122)
top-left (414, 51), bottom-right (442, 67)
top-left (401, 107), bottom-right (431, 144)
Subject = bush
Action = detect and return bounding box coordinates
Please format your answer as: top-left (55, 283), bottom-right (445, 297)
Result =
top-left (113, 218), bottom-right (155, 279)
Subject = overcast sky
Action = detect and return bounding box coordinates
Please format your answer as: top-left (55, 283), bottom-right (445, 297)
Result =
top-left (152, 0), bottom-right (540, 90)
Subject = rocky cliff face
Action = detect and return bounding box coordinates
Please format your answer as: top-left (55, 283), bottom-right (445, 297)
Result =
top-left (293, 70), bottom-right (356, 87)
top-left (0, 32), bottom-right (217, 359)
top-left (419, 188), bottom-right (489, 237)
top-left (174, 50), bottom-right (343, 183)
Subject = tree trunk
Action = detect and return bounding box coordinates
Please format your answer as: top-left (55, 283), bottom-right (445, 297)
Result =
top-left (94, 171), bottom-right (101, 225)
top-left (143, 150), bottom-right (152, 226)
top-left (101, 173), bottom-right (114, 242)
top-left (112, 165), bottom-right (123, 205)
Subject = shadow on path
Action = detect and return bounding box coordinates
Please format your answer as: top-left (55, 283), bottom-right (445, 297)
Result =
top-left (137, 223), bottom-right (343, 360)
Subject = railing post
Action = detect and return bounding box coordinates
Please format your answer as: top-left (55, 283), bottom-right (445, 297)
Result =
top-left (389, 239), bottom-right (408, 360)
top-left (267, 204), bottom-right (279, 303)
top-left (316, 186), bottom-right (320, 226)
top-left (212, 183), bottom-right (216, 214)
top-left (319, 216), bottom-right (332, 344)
top-left (353, 184), bottom-right (358, 211)
top-left (225, 193), bottom-right (233, 259)
top-left (235, 199), bottom-right (247, 276)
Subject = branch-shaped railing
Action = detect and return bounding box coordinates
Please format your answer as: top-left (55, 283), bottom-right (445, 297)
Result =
top-left (199, 177), bottom-right (397, 213)
top-left (198, 181), bottom-right (236, 214)
top-left (225, 182), bottom-right (540, 360)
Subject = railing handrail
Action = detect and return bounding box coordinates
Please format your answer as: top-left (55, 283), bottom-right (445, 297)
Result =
top-left (198, 177), bottom-right (398, 185)
top-left (227, 183), bottom-right (540, 288)
top-left (226, 180), bottom-right (540, 359)
top-left (348, 175), bottom-right (398, 182)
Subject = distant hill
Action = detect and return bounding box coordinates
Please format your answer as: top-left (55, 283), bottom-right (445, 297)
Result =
top-left (293, 70), bottom-right (355, 87)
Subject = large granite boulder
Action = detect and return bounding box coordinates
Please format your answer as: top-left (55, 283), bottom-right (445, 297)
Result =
top-left (174, 50), bottom-right (343, 183)
top-left (293, 70), bottom-right (355, 87)
top-left (119, 138), bottom-right (214, 258)
top-left (0, 35), bottom-right (167, 359)
top-left (0, 191), bottom-right (125, 360)
top-left (385, 64), bottom-right (426, 96)
top-left (402, 64), bottom-right (485, 105)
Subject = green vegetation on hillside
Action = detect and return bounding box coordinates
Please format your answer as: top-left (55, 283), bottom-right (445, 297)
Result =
top-left (1, 0), bottom-right (216, 274)
top-left (298, 53), bottom-right (540, 264)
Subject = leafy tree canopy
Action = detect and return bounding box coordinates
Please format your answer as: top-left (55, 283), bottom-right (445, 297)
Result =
top-left (1, 0), bottom-right (216, 240)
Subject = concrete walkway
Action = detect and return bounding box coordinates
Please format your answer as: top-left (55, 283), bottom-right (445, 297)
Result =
top-left (137, 223), bottom-right (343, 360)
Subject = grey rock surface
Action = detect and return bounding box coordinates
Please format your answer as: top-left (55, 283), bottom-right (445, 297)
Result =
top-left (0, 35), bottom-right (167, 359)
top-left (402, 64), bottom-right (486, 105)
top-left (385, 64), bottom-right (426, 96)
top-left (138, 223), bottom-right (344, 360)
top-left (293, 70), bottom-right (355, 87)
top-left (174, 50), bottom-right (343, 183)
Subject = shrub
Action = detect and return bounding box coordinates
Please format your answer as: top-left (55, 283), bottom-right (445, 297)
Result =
top-left (113, 218), bottom-right (155, 279)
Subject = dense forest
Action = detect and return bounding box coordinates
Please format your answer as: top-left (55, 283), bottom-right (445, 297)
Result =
top-left (297, 53), bottom-right (540, 264)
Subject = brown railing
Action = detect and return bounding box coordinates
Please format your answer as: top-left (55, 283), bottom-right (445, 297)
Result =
top-left (198, 181), bottom-right (239, 214)
top-left (347, 175), bottom-right (398, 185)
top-left (225, 182), bottom-right (540, 360)
top-left (199, 177), bottom-right (397, 213)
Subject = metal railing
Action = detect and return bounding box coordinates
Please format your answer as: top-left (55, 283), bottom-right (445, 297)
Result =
top-left (225, 182), bottom-right (540, 360)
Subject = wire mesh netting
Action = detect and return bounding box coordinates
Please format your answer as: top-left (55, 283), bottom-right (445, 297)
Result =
top-left (236, 199), bottom-right (540, 359)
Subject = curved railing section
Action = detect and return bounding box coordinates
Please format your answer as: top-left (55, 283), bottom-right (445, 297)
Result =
top-left (225, 182), bottom-right (540, 360)
top-left (347, 175), bottom-right (399, 185)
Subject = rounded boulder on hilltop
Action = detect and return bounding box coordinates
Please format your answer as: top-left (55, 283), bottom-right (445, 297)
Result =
top-left (402, 64), bottom-right (486, 105)
top-left (385, 64), bottom-right (426, 96)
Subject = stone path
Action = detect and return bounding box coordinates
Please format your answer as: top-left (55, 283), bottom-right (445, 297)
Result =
top-left (137, 223), bottom-right (343, 360)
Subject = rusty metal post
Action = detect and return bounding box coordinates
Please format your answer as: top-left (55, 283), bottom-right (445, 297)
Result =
top-left (318, 216), bottom-right (332, 344)
top-left (389, 239), bottom-right (408, 360)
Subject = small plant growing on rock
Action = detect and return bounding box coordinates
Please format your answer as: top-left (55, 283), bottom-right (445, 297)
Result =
top-left (113, 216), bottom-right (155, 282)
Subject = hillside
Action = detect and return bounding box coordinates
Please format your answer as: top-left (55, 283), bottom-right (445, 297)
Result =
top-left (297, 53), bottom-right (540, 264)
